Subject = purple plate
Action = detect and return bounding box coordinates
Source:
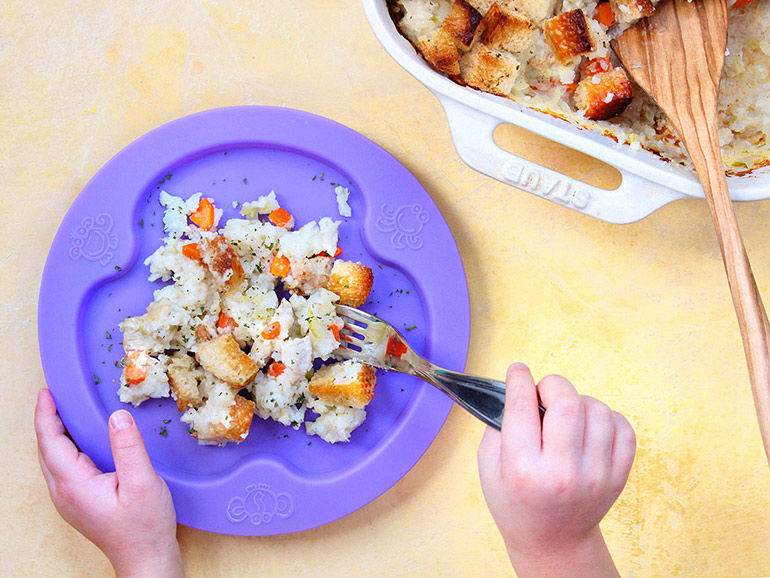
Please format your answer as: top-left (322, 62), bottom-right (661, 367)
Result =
top-left (38, 106), bottom-right (470, 535)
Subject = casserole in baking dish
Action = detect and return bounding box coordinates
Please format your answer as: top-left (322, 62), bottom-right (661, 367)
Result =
top-left (363, 0), bottom-right (770, 223)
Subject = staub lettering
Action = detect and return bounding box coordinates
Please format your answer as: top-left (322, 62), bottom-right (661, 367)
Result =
top-left (501, 161), bottom-right (591, 209)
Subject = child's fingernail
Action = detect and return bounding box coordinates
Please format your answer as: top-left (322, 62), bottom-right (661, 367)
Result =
top-left (110, 410), bottom-right (134, 430)
top-left (510, 362), bottom-right (528, 370)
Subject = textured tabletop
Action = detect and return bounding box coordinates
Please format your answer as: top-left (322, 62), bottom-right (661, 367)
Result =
top-left (3, 1), bottom-right (770, 576)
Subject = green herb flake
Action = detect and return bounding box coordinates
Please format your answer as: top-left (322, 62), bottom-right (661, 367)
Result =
top-left (106, 331), bottom-right (112, 340)
top-left (405, 325), bottom-right (416, 331)
top-left (159, 426), bottom-right (168, 437)
top-left (114, 265), bottom-right (122, 271)
top-left (163, 419), bottom-right (171, 424)
top-left (93, 373), bottom-right (101, 385)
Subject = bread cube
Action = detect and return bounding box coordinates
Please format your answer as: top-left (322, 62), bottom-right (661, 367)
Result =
top-left (609, 0), bottom-right (654, 23)
top-left (574, 67), bottom-right (633, 120)
top-left (309, 361), bottom-right (376, 409)
top-left (195, 334), bottom-right (258, 387)
top-left (167, 353), bottom-right (203, 411)
top-left (442, 0), bottom-right (483, 50)
top-left (459, 43), bottom-right (520, 96)
top-left (201, 235), bottom-right (246, 295)
top-left (191, 395), bottom-right (255, 444)
top-left (326, 260), bottom-right (374, 308)
top-left (418, 28), bottom-right (462, 76)
top-left (544, 9), bottom-right (595, 63)
top-left (479, 2), bottom-right (533, 54)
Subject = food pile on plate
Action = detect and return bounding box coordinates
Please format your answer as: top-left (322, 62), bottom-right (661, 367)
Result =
top-left (391, 0), bottom-right (770, 170)
top-left (117, 191), bottom-right (377, 445)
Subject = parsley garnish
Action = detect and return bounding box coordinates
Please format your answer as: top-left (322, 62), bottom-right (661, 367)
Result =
top-left (159, 426), bottom-right (168, 437)
top-left (93, 373), bottom-right (101, 384)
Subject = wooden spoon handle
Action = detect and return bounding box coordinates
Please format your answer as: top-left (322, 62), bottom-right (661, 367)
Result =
top-left (697, 136), bottom-right (770, 461)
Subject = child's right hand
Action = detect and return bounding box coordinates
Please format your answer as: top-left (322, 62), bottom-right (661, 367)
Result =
top-left (477, 363), bottom-right (636, 578)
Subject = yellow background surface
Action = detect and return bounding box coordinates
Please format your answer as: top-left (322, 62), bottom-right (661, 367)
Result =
top-left (3, 1), bottom-right (770, 576)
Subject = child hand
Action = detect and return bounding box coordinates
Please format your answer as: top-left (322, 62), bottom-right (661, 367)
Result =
top-left (477, 364), bottom-right (636, 578)
top-left (34, 389), bottom-right (184, 578)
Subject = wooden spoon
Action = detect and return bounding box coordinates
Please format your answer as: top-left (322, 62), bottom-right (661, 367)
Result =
top-left (612, 0), bottom-right (770, 464)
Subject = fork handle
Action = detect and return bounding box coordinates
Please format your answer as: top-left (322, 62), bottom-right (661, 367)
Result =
top-left (416, 366), bottom-right (544, 430)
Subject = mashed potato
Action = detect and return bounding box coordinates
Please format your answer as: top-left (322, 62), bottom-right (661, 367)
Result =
top-left (117, 191), bottom-right (376, 445)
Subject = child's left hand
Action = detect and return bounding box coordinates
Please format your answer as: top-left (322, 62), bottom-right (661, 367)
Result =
top-left (34, 388), bottom-right (184, 578)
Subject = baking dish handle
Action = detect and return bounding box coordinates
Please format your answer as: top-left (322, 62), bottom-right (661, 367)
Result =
top-left (437, 95), bottom-right (688, 224)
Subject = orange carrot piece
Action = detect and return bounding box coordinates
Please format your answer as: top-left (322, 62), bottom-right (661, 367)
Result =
top-left (190, 198), bottom-right (215, 231)
top-left (270, 254), bottom-right (290, 277)
top-left (334, 246), bottom-right (342, 257)
top-left (217, 311), bottom-right (238, 331)
top-left (594, 2), bottom-right (616, 27)
top-left (125, 350), bottom-right (148, 385)
top-left (261, 321), bottom-right (281, 340)
top-left (731, 0), bottom-right (757, 8)
top-left (267, 361), bottom-right (286, 377)
top-left (268, 208), bottom-right (293, 228)
top-left (182, 242), bottom-right (202, 262)
top-left (330, 324), bottom-right (340, 341)
top-left (583, 55), bottom-right (611, 76)
top-left (195, 325), bottom-right (212, 342)
top-left (386, 334), bottom-right (407, 358)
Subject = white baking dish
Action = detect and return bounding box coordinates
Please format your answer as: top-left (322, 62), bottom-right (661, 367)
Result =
top-left (362, 0), bottom-right (770, 223)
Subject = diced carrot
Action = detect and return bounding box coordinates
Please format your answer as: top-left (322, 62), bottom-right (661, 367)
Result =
top-left (386, 334), bottom-right (407, 358)
top-left (268, 208), bottom-right (293, 228)
top-left (270, 254), bottom-right (291, 277)
top-left (190, 198), bottom-right (215, 231)
top-left (217, 311), bottom-right (238, 331)
top-left (196, 325), bottom-right (212, 341)
top-left (594, 2), bottom-right (616, 27)
top-left (125, 350), bottom-right (148, 385)
top-left (565, 82), bottom-right (578, 93)
top-left (267, 361), bottom-right (286, 377)
top-left (330, 324), bottom-right (340, 341)
top-left (182, 242), bottom-right (202, 262)
top-left (261, 321), bottom-right (281, 340)
top-left (583, 55), bottom-right (611, 76)
top-left (334, 246), bottom-right (342, 257)
top-left (731, 0), bottom-right (757, 8)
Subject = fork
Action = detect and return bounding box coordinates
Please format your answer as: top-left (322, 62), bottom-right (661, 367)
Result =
top-left (334, 305), bottom-right (545, 430)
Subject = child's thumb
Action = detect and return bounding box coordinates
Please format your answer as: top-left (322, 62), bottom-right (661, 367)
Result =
top-left (108, 410), bottom-right (157, 497)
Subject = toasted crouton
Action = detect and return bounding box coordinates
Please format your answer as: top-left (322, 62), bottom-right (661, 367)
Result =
top-left (505, 0), bottom-right (559, 23)
top-left (544, 9), bottom-right (596, 63)
top-left (442, 0), bottom-right (483, 50)
top-left (167, 353), bottom-right (203, 411)
top-left (196, 334), bottom-right (258, 387)
top-left (194, 395), bottom-right (255, 444)
top-left (574, 67), bottom-right (633, 120)
top-left (479, 2), bottom-right (533, 54)
top-left (309, 361), bottom-right (376, 409)
top-left (418, 28), bottom-right (462, 75)
top-left (326, 260), bottom-right (374, 308)
top-left (201, 235), bottom-right (245, 295)
top-left (609, 0), bottom-right (654, 23)
top-left (459, 43), bottom-right (520, 96)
